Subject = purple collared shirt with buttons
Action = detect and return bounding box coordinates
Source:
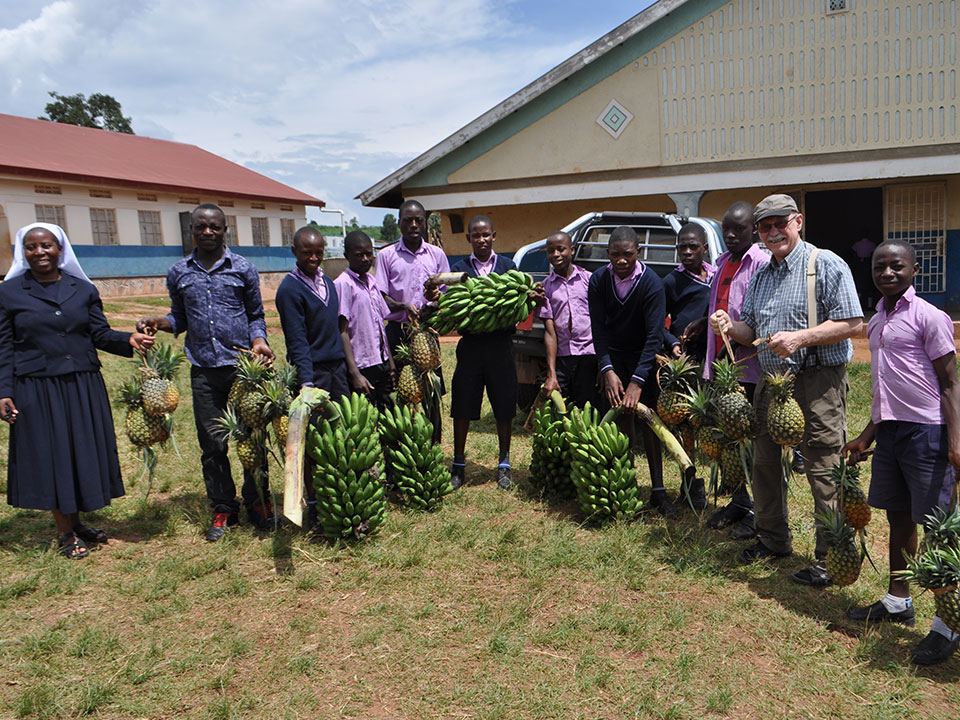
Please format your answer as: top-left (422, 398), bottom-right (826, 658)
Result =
top-left (612, 261), bottom-right (645, 300)
top-left (373, 239), bottom-right (450, 323)
top-left (470, 253), bottom-right (497, 277)
top-left (334, 268), bottom-right (391, 371)
top-left (868, 286), bottom-right (957, 425)
top-left (291, 266), bottom-right (330, 304)
top-left (536, 264), bottom-right (594, 356)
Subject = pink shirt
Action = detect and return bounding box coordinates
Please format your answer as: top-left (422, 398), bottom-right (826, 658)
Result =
top-left (291, 266), bottom-right (329, 304)
top-left (335, 269), bottom-right (391, 370)
top-left (373, 239), bottom-right (450, 322)
top-left (537, 264), bottom-right (595, 356)
top-left (470, 253), bottom-right (497, 277)
top-left (611, 262), bottom-right (645, 300)
top-left (868, 286), bottom-right (956, 425)
top-left (703, 244), bottom-right (770, 382)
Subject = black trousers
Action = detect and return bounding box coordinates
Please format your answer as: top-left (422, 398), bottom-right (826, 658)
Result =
top-left (190, 365), bottom-right (268, 515)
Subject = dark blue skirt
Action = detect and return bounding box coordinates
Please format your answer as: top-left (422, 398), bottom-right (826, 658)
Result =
top-left (7, 371), bottom-right (124, 513)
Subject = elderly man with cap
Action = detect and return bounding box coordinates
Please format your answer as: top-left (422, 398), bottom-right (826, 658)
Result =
top-left (710, 194), bottom-right (863, 586)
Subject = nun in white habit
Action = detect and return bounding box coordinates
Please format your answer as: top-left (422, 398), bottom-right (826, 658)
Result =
top-left (0, 223), bottom-right (154, 558)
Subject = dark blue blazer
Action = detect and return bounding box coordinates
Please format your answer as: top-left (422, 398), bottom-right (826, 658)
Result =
top-left (0, 271), bottom-right (132, 398)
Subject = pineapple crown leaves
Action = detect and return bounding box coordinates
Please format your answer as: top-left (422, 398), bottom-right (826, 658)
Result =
top-left (656, 353), bottom-right (701, 392)
top-left (815, 507), bottom-right (857, 545)
top-left (273, 362), bottom-right (300, 393)
top-left (920, 505), bottom-right (960, 551)
top-left (260, 377), bottom-right (292, 420)
top-left (213, 406), bottom-right (251, 443)
top-left (684, 385), bottom-right (715, 421)
top-left (765, 370), bottom-right (798, 400)
top-left (234, 351), bottom-right (272, 389)
top-left (141, 341), bottom-right (186, 380)
top-left (829, 458), bottom-right (862, 491)
top-left (393, 344), bottom-right (413, 364)
top-left (896, 546), bottom-right (960, 590)
top-left (711, 358), bottom-right (746, 394)
top-left (117, 377), bottom-right (144, 408)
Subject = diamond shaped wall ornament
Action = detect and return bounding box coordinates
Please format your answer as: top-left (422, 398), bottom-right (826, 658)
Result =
top-left (597, 99), bottom-right (633, 139)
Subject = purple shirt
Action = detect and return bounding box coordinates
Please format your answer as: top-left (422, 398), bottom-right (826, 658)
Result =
top-left (868, 286), bottom-right (956, 425)
top-left (674, 262), bottom-right (717, 285)
top-left (470, 253), bottom-right (497, 277)
top-left (334, 269), bottom-right (391, 370)
top-left (537, 264), bottom-right (595, 356)
top-left (611, 262), bottom-right (645, 300)
top-left (373, 239), bottom-right (450, 322)
top-left (703, 244), bottom-right (770, 383)
top-left (291, 266), bottom-right (329, 304)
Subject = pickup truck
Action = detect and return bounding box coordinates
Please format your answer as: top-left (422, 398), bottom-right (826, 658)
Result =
top-left (511, 211), bottom-right (724, 408)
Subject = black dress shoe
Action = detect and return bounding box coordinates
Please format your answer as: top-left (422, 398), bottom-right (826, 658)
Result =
top-left (681, 476), bottom-right (708, 511)
top-left (791, 565), bottom-right (832, 587)
top-left (450, 464), bottom-right (465, 490)
top-left (707, 502), bottom-right (750, 529)
top-left (649, 490), bottom-right (678, 519)
top-left (737, 541), bottom-right (792, 563)
top-left (846, 599), bottom-right (916, 626)
top-left (729, 512), bottom-right (757, 540)
top-left (911, 630), bottom-right (960, 665)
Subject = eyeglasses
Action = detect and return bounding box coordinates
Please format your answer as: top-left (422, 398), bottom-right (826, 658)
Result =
top-left (756, 215), bottom-right (798, 234)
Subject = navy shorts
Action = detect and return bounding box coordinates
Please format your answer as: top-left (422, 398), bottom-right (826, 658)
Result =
top-left (869, 421), bottom-right (956, 524)
top-left (450, 332), bottom-right (517, 420)
top-left (556, 354), bottom-right (598, 409)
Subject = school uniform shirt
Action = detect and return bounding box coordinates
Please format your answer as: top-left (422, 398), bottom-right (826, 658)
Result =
top-left (536, 265), bottom-right (594, 357)
top-left (449, 253), bottom-right (517, 337)
top-left (373, 239), bottom-right (450, 323)
top-left (662, 262), bottom-right (716, 354)
top-left (165, 248), bottom-right (267, 368)
top-left (469, 253), bottom-right (497, 277)
top-left (703, 244), bottom-right (770, 382)
top-left (588, 262), bottom-right (665, 387)
top-left (868, 286), bottom-right (956, 425)
top-left (740, 241), bottom-right (861, 375)
top-left (334, 268), bottom-right (391, 371)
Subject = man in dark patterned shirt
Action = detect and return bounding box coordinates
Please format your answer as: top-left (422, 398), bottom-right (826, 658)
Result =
top-left (138, 204), bottom-right (275, 542)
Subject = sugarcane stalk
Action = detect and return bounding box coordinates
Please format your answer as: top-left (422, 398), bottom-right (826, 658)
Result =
top-left (283, 387), bottom-right (330, 526)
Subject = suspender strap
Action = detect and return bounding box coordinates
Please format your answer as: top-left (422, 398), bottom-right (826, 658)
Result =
top-left (806, 247), bottom-right (820, 329)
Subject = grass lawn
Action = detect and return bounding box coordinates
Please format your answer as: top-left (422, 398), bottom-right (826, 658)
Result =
top-left (0, 298), bottom-right (957, 719)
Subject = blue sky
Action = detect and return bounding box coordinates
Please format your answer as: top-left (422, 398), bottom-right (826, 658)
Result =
top-left (1, 1), bottom-right (655, 225)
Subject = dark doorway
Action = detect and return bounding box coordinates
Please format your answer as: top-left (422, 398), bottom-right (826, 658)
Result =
top-left (804, 187), bottom-right (883, 311)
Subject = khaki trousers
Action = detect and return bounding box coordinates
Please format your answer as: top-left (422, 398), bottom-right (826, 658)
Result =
top-left (752, 364), bottom-right (848, 559)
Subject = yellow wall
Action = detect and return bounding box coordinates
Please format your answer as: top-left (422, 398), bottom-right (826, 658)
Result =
top-left (449, 64), bottom-right (661, 185)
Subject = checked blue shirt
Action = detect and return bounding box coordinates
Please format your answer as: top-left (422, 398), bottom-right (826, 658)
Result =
top-left (164, 248), bottom-right (268, 368)
top-left (740, 241), bottom-right (862, 375)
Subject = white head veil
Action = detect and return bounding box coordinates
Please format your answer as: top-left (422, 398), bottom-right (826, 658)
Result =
top-left (5, 222), bottom-right (91, 283)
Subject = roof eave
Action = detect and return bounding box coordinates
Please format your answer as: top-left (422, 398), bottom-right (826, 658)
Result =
top-left (357, 0), bottom-right (687, 208)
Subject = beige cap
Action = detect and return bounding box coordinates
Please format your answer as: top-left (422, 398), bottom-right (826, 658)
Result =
top-left (754, 194), bottom-right (799, 222)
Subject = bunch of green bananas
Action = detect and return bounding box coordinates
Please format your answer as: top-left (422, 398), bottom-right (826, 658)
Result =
top-left (380, 404), bottom-right (453, 511)
top-left (529, 400), bottom-right (574, 498)
top-left (306, 393), bottom-right (387, 541)
top-left (563, 403), bottom-right (642, 523)
top-left (428, 270), bottom-right (536, 335)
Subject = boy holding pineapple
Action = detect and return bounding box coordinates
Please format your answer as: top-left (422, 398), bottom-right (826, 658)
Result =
top-left (334, 230), bottom-right (394, 410)
top-left (843, 239), bottom-right (960, 665)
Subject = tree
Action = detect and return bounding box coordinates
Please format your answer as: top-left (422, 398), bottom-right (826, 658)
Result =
top-left (427, 212), bottom-right (443, 248)
top-left (348, 216), bottom-right (360, 230)
top-left (381, 214), bottom-right (400, 244)
top-left (40, 92), bottom-right (134, 134)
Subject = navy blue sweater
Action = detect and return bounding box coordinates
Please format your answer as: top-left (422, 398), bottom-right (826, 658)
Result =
top-left (449, 254), bottom-right (517, 338)
top-left (587, 264), bottom-right (665, 386)
top-left (662, 267), bottom-right (712, 360)
top-left (275, 274), bottom-right (345, 386)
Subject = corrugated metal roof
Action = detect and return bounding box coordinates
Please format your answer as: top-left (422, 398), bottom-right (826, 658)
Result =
top-left (0, 112), bottom-right (323, 206)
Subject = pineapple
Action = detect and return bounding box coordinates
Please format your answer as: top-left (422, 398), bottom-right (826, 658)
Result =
top-left (214, 407), bottom-right (264, 471)
top-left (686, 385), bottom-right (714, 431)
top-left (831, 460), bottom-right (871, 531)
top-left (711, 358), bottom-right (756, 441)
top-left (261, 372), bottom-right (293, 448)
top-left (656, 354), bottom-right (699, 426)
top-left (819, 507), bottom-right (863, 587)
top-left (140, 342), bottom-right (185, 417)
top-left (920, 505), bottom-right (960, 553)
top-left (898, 546), bottom-right (960, 634)
top-left (765, 371), bottom-right (805, 446)
top-left (677, 421), bottom-right (696, 454)
top-left (719, 441), bottom-right (747, 488)
top-left (698, 425), bottom-right (724, 461)
top-left (407, 321), bottom-right (441, 371)
top-left (229, 353), bottom-right (271, 427)
top-left (125, 406), bottom-right (169, 447)
top-left (397, 363), bottom-right (424, 404)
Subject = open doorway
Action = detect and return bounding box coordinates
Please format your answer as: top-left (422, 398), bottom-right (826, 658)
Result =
top-left (803, 187), bottom-right (883, 311)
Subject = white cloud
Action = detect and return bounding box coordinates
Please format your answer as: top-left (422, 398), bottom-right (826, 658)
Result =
top-left (0, 0), bottom-right (638, 224)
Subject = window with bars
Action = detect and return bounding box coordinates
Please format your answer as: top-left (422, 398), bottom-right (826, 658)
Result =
top-left (251, 217), bottom-right (270, 247)
top-left (138, 210), bottom-right (163, 246)
top-left (225, 215), bottom-right (239, 246)
top-left (34, 204), bottom-right (67, 231)
top-left (89, 208), bottom-right (119, 246)
top-left (281, 218), bottom-right (295, 246)
top-left (885, 182), bottom-right (946, 294)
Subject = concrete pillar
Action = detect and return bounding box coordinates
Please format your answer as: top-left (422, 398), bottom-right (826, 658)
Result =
top-left (668, 191), bottom-right (706, 218)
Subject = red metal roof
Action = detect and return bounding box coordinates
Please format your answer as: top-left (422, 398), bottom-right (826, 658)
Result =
top-left (0, 113), bottom-right (323, 206)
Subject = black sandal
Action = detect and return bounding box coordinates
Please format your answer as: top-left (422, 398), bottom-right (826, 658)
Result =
top-left (73, 523), bottom-right (108, 544)
top-left (58, 532), bottom-right (89, 560)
